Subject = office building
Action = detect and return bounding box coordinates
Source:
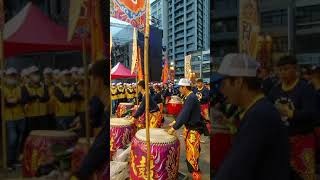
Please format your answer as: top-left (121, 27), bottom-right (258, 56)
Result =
top-left (212, 0), bottom-right (320, 66)
top-left (167, 0), bottom-right (210, 78)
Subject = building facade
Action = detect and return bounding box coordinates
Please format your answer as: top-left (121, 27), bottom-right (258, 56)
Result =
top-left (166, 0), bottom-right (210, 78)
top-left (212, 0), bottom-right (320, 66)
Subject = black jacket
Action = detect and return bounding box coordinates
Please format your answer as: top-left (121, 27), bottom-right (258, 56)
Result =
top-left (215, 98), bottom-right (290, 180)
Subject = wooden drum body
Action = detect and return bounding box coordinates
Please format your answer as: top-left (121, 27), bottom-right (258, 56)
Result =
top-left (23, 130), bottom-right (77, 177)
top-left (130, 128), bottom-right (180, 180)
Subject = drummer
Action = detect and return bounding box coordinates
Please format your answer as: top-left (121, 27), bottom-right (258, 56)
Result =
top-left (215, 53), bottom-right (290, 179)
top-left (268, 55), bottom-right (317, 179)
top-left (130, 80), bottom-right (162, 128)
top-left (153, 84), bottom-right (163, 104)
top-left (194, 78), bottom-right (210, 121)
top-left (71, 60), bottom-right (109, 180)
top-left (167, 78), bottom-right (203, 179)
top-left (3, 68), bottom-right (26, 170)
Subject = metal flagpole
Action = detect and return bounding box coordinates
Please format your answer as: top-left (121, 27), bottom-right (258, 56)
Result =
top-left (0, 0), bottom-right (6, 169)
top-left (144, 0), bottom-right (151, 179)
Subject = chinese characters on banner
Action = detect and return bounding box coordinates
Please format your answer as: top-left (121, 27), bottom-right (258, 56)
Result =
top-left (184, 55), bottom-right (192, 80)
top-left (110, 0), bottom-right (146, 32)
top-left (239, 0), bottom-right (260, 59)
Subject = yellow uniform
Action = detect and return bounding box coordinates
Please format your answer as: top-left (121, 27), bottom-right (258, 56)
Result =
top-left (55, 84), bottom-right (76, 117)
top-left (117, 86), bottom-right (126, 100)
top-left (3, 85), bottom-right (25, 121)
top-left (24, 84), bottom-right (49, 117)
top-left (126, 87), bottom-right (135, 100)
top-left (111, 86), bottom-right (118, 100)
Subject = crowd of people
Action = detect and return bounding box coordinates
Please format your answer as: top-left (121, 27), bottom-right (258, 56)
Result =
top-left (111, 78), bottom-right (211, 179)
top-left (212, 54), bottom-right (320, 180)
top-left (1, 65), bottom-right (105, 171)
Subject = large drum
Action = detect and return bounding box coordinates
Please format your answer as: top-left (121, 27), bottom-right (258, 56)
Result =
top-left (116, 102), bottom-right (134, 118)
top-left (132, 105), bottom-right (146, 129)
top-left (23, 130), bottom-right (77, 177)
top-left (130, 128), bottom-right (180, 180)
top-left (110, 118), bottom-right (135, 158)
top-left (71, 138), bottom-right (94, 172)
top-left (167, 100), bottom-right (183, 116)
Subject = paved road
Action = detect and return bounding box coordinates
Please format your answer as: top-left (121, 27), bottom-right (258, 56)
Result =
top-left (163, 115), bottom-right (211, 180)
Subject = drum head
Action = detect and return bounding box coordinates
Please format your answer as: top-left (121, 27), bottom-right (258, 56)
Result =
top-left (30, 130), bottom-right (76, 137)
top-left (119, 102), bottom-right (133, 106)
top-left (111, 118), bottom-right (133, 126)
top-left (135, 128), bottom-right (177, 144)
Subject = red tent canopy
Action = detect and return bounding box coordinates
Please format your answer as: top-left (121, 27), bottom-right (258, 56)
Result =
top-left (4, 2), bottom-right (83, 58)
top-left (111, 62), bottom-right (136, 79)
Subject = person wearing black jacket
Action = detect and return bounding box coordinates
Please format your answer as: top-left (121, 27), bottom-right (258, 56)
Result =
top-left (215, 54), bottom-right (290, 180)
top-left (71, 60), bottom-right (109, 180)
top-left (168, 78), bottom-right (203, 180)
top-left (268, 56), bottom-right (318, 179)
top-left (130, 80), bottom-right (162, 128)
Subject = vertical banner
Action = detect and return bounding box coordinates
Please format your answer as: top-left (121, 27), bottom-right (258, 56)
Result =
top-left (162, 58), bottom-right (169, 83)
top-left (239, 0), bottom-right (260, 58)
top-left (131, 28), bottom-right (138, 74)
top-left (90, 0), bottom-right (105, 62)
top-left (184, 55), bottom-right (192, 79)
top-left (137, 47), bottom-right (144, 80)
top-left (110, 0), bottom-right (146, 32)
top-left (67, 0), bottom-right (87, 41)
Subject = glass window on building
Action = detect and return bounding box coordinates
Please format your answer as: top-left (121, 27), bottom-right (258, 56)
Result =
top-left (261, 9), bottom-right (287, 27)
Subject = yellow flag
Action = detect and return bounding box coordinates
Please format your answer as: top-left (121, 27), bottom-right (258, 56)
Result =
top-left (131, 28), bottom-right (138, 74)
top-left (239, 0), bottom-right (260, 58)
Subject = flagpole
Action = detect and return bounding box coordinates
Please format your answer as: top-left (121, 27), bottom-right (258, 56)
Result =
top-left (144, 0), bottom-right (151, 179)
top-left (0, 0), bottom-right (6, 169)
top-left (82, 37), bottom-right (90, 145)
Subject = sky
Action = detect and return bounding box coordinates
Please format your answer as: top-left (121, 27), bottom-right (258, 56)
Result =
top-left (110, 0), bottom-right (155, 34)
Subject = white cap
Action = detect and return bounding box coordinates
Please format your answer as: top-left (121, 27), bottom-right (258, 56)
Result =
top-left (29, 66), bottom-right (39, 74)
top-left (70, 67), bottom-right (79, 73)
top-left (111, 83), bottom-right (116, 86)
top-left (53, 69), bottom-right (60, 75)
top-left (218, 53), bottom-right (259, 77)
top-left (178, 78), bottom-right (191, 86)
top-left (117, 82), bottom-right (123, 86)
top-left (5, 67), bottom-right (18, 75)
top-left (61, 70), bottom-right (71, 75)
top-left (78, 68), bottom-right (84, 74)
top-left (43, 68), bottom-right (53, 74)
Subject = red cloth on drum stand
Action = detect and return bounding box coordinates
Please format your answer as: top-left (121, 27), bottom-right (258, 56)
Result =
top-left (210, 131), bottom-right (233, 173)
top-left (290, 133), bottom-right (316, 180)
